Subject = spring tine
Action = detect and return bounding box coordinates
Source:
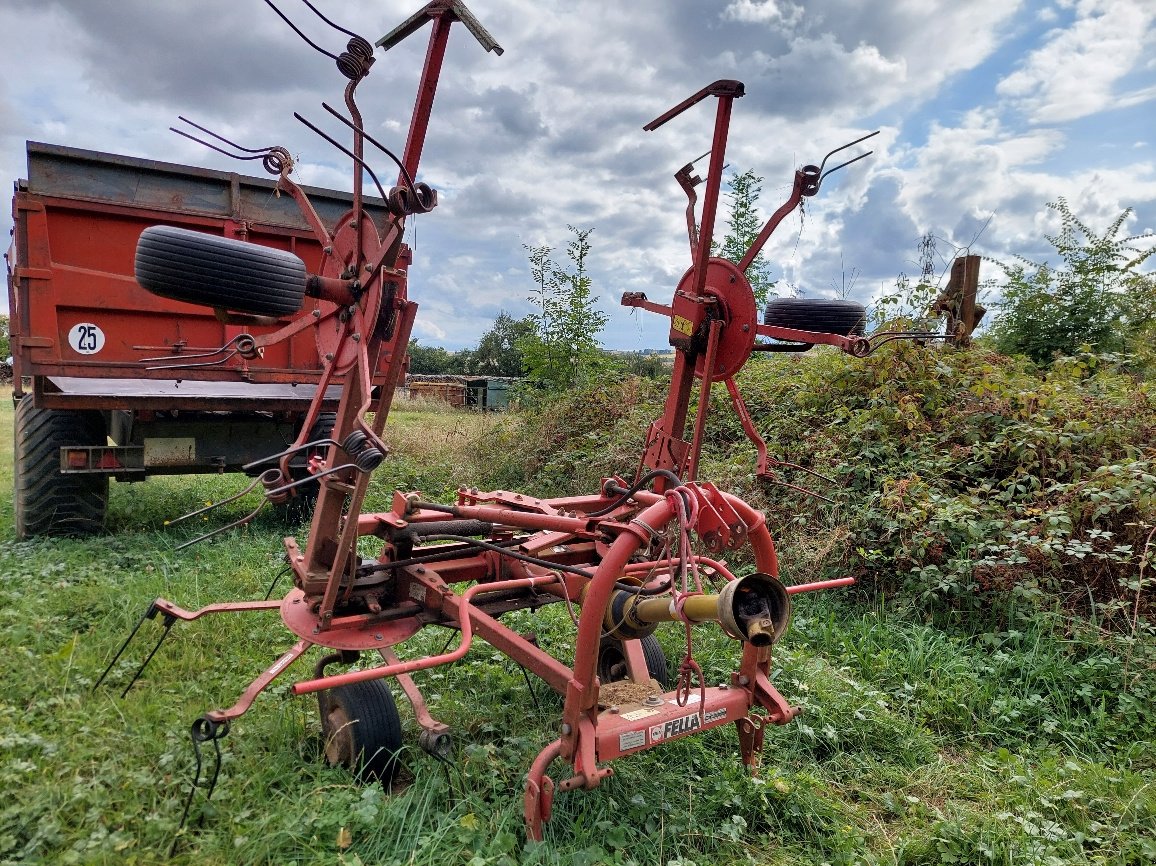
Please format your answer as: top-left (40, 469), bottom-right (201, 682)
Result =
top-left (242, 438), bottom-right (341, 472)
top-left (292, 111), bottom-right (390, 202)
top-left (174, 500), bottom-right (269, 551)
top-left (165, 475), bottom-right (266, 527)
top-left (141, 334), bottom-right (249, 365)
top-left (817, 150), bottom-right (874, 188)
top-left (169, 128), bottom-right (267, 162)
top-left (320, 103), bottom-right (417, 192)
top-left (170, 718), bottom-right (230, 857)
top-left (146, 349), bottom-right (241, 371)
top-left (176, 116), bottom-right (277, 155)
top-left (816, 129), bottom-right (880, 177)
top-left (265, 0), bottom-right (338, 59)
top-left (92, 601), bottom-right (159, 692)
top-left (298, 0), bottom-right (360, 41)
top-left (120, 613), bottom-right (177, 698)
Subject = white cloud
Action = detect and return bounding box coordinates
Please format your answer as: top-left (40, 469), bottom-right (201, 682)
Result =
top-left (997, 0), bottom-right (1156, 123)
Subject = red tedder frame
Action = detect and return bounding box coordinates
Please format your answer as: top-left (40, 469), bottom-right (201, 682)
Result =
top-left (100, 0), bottom-right (913, 843)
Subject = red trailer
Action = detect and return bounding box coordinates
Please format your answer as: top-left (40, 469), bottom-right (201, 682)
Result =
top-left (6, 141), bottom-right (393, 537)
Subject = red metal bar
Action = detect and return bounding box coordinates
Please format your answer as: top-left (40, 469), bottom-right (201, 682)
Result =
top-left (785, 576), bottom-right (855, 594)
top-left (205, 638), bottom-right (314, 723)
top-left (152, 598), bottom-right (284, 621)
top-left (399, 12), bottom-right (453, 182)
top-left (689, 95), bottom-right (735, 298)
top-left (290, 574), bottom-right (563, 695)
top-left (738, 172), bottom-right (804, 274)
top-left (686, 319), bottom-right (722, 481)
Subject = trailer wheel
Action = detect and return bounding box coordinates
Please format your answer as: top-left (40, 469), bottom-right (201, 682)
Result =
top-left (598, 634), bottom-right (669, 688)
top-left (285, 412), bottom-right (337, 519)
top-left (135, 225), bottom-right (307, 317)
top-left (14, 399), bottom-right (108, 539)
top-left (763, 298), bottom-right (867, 336)
top-left (319, 679), bottom-right (403, 783)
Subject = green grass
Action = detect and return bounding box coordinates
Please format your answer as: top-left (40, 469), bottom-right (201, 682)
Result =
top-left (1, 387), bottom-right (1154, 865)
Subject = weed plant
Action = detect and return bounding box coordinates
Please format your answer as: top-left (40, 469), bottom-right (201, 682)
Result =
top-left (1, 365), bottom-right (1154, 865)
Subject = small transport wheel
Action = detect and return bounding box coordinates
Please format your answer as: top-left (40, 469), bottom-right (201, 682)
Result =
top-left (597, 634), bottom-right (669, 688)
top-left (763, 298), bottom-right (867, 336)
top-left (14, 398), bottom-right (108, 538)
top-left (135, 225), bottom-right (307, 317)
top-left (319, 679), bottom-right (403, 783)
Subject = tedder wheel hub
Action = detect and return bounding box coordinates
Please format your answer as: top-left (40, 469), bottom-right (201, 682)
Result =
top-left (670, 258), bottom-right (758, 382)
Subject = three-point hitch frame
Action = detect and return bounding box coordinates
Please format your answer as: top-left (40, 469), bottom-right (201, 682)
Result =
top-left (101, 0), bottom-right (941, 843)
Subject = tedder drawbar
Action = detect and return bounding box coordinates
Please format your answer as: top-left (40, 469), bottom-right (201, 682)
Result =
top-left (96, 0), bottom-right (945, 842)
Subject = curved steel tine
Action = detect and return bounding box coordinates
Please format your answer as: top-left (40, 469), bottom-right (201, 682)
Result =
top-left (320, 103), bottom-right (417, 192)
top-left (818, 150), bottom-right (874, 188)
top-left (265, 0), bottom-right (338, 59)
top-left (146, 349), bottom-right (240, 372)
top-left (250, 462), bottom-right (364, 502)
top-left (242, 438), bottom-right (342, 472)
top-left (165, 474), bottom-right (267, 527)
top-left (292, 111), bottom-right (390, 202)
top-left (170, 128), bottom-right (268, 162)
top-left (298, 0), bottom-right (361, 41)
top-left (176, 116), bottom-right (279, 155)
top-left (141, 334), bottom-right (249, 365)
top-left (174, 500), bottom-right (269, 551)
top-left (817, 130), bottom-right (880, 177)
top-left (864, 332), bottom-right (950, 353)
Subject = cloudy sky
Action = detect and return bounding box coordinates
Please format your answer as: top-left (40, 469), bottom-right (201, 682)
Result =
top-left (2, 0), bottom-right (1153, 351)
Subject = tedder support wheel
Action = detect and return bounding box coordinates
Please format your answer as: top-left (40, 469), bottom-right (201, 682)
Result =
top-left (763, 298), bottom-right (867, 336)
top-left (134, 225), bottom-right (307, 317)
top-left (319, 679), bottom-right (403, 783)
top-left (14, 399), bottom-right (108, 539)
top-left (598, 634), bottom-right (669, 688)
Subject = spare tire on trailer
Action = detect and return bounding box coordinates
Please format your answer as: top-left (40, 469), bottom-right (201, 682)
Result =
top-left (14, 399), bottom-right (108, 538)
top-left (134, 225), bottom-right (307, 317)
top-left (763, 298), bottom-right (867, 336)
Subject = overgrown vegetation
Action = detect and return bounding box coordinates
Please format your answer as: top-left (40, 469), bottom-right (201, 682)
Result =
top-left (2, 324), bottom-right (1155, 864)
top-left (2, 198), bottom-right (1155, 866)
top-left (989, 199), bottom-right (1156, 364)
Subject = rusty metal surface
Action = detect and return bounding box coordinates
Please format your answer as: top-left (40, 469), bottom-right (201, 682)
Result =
top-left (25, 141), bottom-right (389, 230)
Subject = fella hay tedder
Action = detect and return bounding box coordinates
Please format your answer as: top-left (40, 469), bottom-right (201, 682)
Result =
top-left (96, 0), bottom-right (942, 841)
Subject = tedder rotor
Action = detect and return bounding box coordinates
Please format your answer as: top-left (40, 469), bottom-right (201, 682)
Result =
top-left (96, 0), bottom-right (937, 843)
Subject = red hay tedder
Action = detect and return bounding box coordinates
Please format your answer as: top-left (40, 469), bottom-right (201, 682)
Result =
top-left (93, 0), bottom-right (961, 842)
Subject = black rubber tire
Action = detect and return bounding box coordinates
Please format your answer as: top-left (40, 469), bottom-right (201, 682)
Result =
top-left (14, 399), bottom-right (108, 538)
top-left (319, 679), bottom-right (403, 783)
top-left (763, 298), bottom-right (867, 336)
top-left (135, 225), bottom-right (306, 317)
top-left (597, 634), bottom-right (669, 688)
top-left (285, 412), bottom-right (337, 519)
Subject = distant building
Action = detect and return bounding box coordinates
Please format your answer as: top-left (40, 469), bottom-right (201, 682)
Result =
top-left (403, 375), bottom-right (517, 410)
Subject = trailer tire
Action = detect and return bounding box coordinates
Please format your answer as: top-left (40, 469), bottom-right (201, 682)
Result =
top-left (135, 225), bottom-right (307, 317)
top-left (319, 679), bottom-right (403, 784)
top-left (598, 634), bottom-right (669, 688)
top-left (285, 412), bottom-right (337, 520)
top-left (763, 298), bottom-right (867, 336)
top-left (14, 399), bottom-right (108, 538)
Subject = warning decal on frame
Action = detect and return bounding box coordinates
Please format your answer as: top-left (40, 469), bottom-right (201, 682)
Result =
top-left (618, 729), bottom-right (646, 752)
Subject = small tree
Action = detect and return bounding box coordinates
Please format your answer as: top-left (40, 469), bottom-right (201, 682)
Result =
top-left (407, 340), bottom-right (461, 375)
top-left (990, 199), bottom-right (1156, 364)
top-left (717, 169), bottom-right (776, 308)
top-left (518, 226), bottom-right (608, 391)
top-left (466, 311), bottom-right (535, 377)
